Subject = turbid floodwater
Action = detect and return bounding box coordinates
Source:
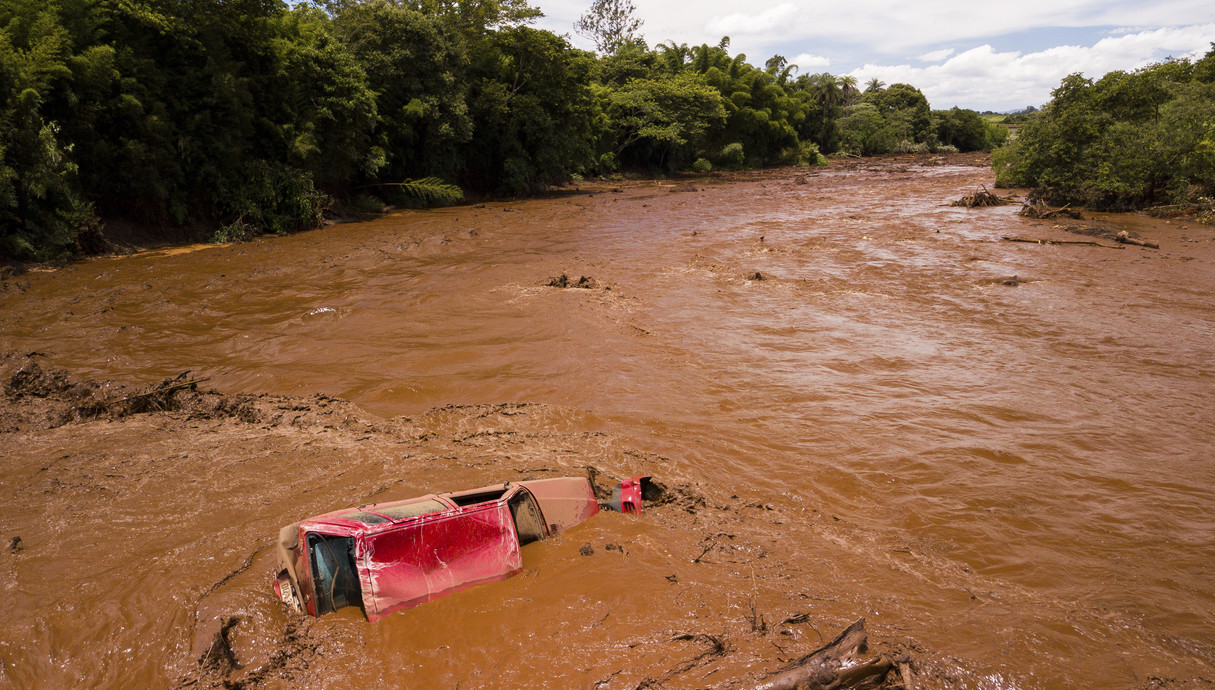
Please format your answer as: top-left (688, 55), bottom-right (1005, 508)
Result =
top-left (1, 154), bottom-right (1213, 688)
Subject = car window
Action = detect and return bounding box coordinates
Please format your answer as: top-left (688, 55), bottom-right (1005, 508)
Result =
top-left (448, 488), bottom-right (509, 507)
top-left (308, 533), bottom-right (362, 616)
top-left (509, 491), bottom-right (546, 545)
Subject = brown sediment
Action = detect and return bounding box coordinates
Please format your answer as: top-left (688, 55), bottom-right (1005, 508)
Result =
top-left (2, 152), bottom-right (1213, 688)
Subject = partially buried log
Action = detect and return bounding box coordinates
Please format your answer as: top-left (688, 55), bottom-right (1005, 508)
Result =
top-left (1002, 236), bottom-right (1121, 249)
top-left (1115, 230), bottom-right (1159, 249)
top-left (951, 186), bottom-right (1014, 207)
top-left (751, 619), bottom-right (894, 690)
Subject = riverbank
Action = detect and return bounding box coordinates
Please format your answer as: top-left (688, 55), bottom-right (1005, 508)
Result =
top-left (1, 153), bottom-right (994, 279)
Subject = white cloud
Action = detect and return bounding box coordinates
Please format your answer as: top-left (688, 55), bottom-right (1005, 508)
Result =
top-left (849, 24), bottom-right (1215, 111)
top-left (705, 3), bottom-right (798, 36)
top-left (540, 0), bottom-right (1215, 59)
top-left (791, 52), bottom-right (832, 69)
top-left (918, 48), bottom-right (956, 62)
top-left (536, 0), bottom-right (1214, 109)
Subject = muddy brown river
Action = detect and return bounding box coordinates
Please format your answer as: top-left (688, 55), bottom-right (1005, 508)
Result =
top-left (2, 156), bottom-right (1213, 688)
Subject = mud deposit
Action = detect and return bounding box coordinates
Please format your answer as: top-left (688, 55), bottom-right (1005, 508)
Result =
top-left (2, 154), bottom-right (1214, 688)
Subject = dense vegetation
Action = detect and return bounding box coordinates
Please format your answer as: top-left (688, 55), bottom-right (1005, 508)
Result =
top-left (995, 47), bottom-right (1215, 210)
top-left (1, 0), bottom-right (1004, 261)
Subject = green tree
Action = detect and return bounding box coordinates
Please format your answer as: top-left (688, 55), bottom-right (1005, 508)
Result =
top-left (318, 0), bottom-right (542, 33)
top-left (270, 6), bottom-right (380, 190)
top-left (934, 106), bottom-right (993, 152)
top-left (764, 54), bottom-right (795, 85)
top-left (0, 0), bottom-right (92, 259)
top-left (606, 71), bottom-right (725, 169)
top-left (805, 74), bottom-right (843, 146)
top-left (838, 75), bottom-right (859, 105)
top-left (994, 56), bottom-right (1215, 209)
top-left (462, 26), bottom-right (596, 192)
top-left (838, 102), bottom-right (894, 155)
top-left (679, 41), bottom-right (804, 165)
top-left (574, 0), bottom-right (642, 55)
top-left (867, 82), bottom-right (932, 143)
top-left (334, 0), bottom-right (470, 181)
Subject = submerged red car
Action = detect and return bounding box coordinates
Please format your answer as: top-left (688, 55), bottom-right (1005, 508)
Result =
top-left (273, 476), bottom-right (650, 621)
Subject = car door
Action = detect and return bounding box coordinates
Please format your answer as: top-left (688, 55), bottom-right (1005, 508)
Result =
top-left (357, 501), bottom-right (523, 621)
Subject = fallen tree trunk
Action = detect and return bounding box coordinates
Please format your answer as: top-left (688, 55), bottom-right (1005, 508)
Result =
top-left (751, 619), bottom-right (894, 690)
top-left (1115, 231), bottom-right (1159, 249)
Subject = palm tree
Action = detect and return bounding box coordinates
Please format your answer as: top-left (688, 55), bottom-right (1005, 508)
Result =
top-left (864, 77), bottom-right (885, 93)
top-left (838, 75), bottom-right (859, 105)
top-left (811, 73), bottom-right (842, 109)
top-left (811, 73), bottom-right (843, 132)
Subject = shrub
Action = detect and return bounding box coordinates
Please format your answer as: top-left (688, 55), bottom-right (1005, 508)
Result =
top-left (715, 142), bottom-right (746, 169)
top-left (802, 141), bottom-right (828, 166)
top-left (894, 140), bottom-right (930, 154)
top-left (597, 152), bottom-right (619, 173)
top-left (212, 219), bottom-right (259, 244)
top-left (351, 193), bottom-right (385, 213)
top-left (216, 162), bottom-right (328, 236)
top-left (691, 157), bottom-right (712, 173)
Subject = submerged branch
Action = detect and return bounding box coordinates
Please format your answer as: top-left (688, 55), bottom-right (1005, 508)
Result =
top-left (1001, 236), bottom-right (1122, 248)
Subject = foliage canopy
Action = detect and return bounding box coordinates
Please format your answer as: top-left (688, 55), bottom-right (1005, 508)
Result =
top-left (994, 47), bottom-right (1215, 210)
top-left (1, 0), bottom-right (1013, 261)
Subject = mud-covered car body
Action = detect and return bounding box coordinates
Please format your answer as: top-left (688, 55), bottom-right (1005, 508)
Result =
top-left (273, 477), bottom-right (603, 621)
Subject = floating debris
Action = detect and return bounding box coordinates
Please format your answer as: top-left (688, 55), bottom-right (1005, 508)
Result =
top-left (546, 274), bottom-right (599, 289)
top-left (1018, 203), bottom-right (1083, 220)
top-left (1147, 198), bottom-right (1215, 224)
top-left (753, 618), bottom-right (896, 690)
top-left (951, 186), bottom-right (1015, 207)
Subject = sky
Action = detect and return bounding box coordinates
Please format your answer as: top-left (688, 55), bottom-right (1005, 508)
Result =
top-left (531, 0), bottom-right (1215, 112)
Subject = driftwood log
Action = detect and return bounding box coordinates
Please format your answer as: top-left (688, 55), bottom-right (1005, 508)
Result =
top-left (751, 619), bottom-right (894, 690)
top-left (1001, 236), bottom-right (1121, 249)
top-left (1115, 231), bottom-right (1159, 249)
